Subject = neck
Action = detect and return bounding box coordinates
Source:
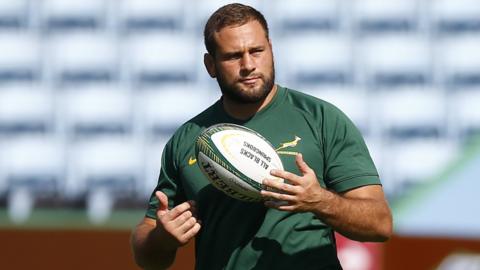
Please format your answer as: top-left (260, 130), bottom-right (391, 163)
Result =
top-left (222, 84), bottom-right (278, 120)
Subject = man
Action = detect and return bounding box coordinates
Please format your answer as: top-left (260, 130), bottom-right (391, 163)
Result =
top-left (131, 3), bottom-right (392, 270)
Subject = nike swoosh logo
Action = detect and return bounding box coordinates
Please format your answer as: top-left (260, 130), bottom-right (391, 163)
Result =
top-left (188, 157), bottom-right (197, 165)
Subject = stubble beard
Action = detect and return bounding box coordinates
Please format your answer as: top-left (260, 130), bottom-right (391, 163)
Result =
top-left (216, 63), bottom-right (275, 104)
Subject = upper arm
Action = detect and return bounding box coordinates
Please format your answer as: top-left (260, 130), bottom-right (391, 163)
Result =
top-left (340, 184), bottom-right (387, 202)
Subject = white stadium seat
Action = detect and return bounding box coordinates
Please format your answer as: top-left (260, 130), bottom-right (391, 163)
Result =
top-left (138, 84), bottom-right (218, 137)
top-left (40, 0), bottom-right (108, 33)
top-left (0, 0), bottom-right (29, 30)
top-left (119, 0), bottom-right (187, 34)
top-left (60, 86), bottom-right (132, 138)
top-left (126, 33), bottom-right (197, 87)
top-left (358, 34), bottom-right (431, 88)
top-left (449, 88), bottom-right (480, 140)
top-left (0, 33), bottom-right (41, 83)
top-left (65, 137), bottom-right (143, 199)
top-left (430, 0), bottom-right (480, 36)
top-left (278, 33), bottom-right (352, 87)
top-left (0, 85), bottom-right (54, 135)
top-left (143, 137), bottom-right (170, 198)
top-left (386, 138), bottom-right (458, 193)
top-left (435, 36), bottom-right (480, 88)
top-left (0, 135), bottom-right (65, 195)
top-left (351, 0), bottom-right (420, 36)
top-left (373, 87), bottom-right (446, 139)
top-left (271, 0), bottom-right (341, 35)
top-left (47, 33), bottom-right (118, 86)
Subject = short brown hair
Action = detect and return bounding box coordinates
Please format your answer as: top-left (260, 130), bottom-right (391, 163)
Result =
top-left (204, 3), bottom-right (270, 57)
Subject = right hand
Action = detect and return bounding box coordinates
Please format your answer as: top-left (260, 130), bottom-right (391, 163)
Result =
top-left (154, 191), bottom-right (201, 248)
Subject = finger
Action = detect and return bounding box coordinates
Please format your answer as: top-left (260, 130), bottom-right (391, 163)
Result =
top-left (270, 169), bottom-right (302, 185)
top-left (155, 191), bottom-right (169, 216)
top-left (178, 216), bottom-right (198, 233)
top-left (263, 178), bottom-right (300, 195)
top-left (295, 153), bottom-right (314, 176)
top-left (261, 189), bottom-right (296, 202)
top-left (172, 209), bottom-right (193, 227)
top-left (166, 200), bottom-right (195, 220)
top-left (264, 199), bottom-right (290, 208)
top-left (180, 222), bottom-right (202, 244)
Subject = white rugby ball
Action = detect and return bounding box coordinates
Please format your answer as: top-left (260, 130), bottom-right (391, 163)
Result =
top-left (195, 123), bottom-right (284, 202)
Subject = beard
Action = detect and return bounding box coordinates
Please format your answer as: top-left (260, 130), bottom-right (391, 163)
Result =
top-left (216, 63), bottom-right (275, 104)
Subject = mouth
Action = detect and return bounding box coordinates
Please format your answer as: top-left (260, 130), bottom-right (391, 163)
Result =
top-left (239, 76), bottom-right (261, 85)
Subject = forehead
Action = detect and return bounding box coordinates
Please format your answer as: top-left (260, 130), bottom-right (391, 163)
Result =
top-left (213, 20), bottom-right (269, 53)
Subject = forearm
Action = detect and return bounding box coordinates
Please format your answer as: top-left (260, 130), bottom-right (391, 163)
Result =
top-left (312, 189), bottom-right (392, 242)
top-left (131, 222), bottom-right (178, 270)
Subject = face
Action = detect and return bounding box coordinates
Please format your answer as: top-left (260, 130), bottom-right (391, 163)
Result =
top-left (205, 20), bottom-right (275, 104)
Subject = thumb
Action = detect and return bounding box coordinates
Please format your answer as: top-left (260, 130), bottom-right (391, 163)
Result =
top-left (155, 191), bottom-right (169, 216)
top-left (295, 153), bottom-right (312, 176)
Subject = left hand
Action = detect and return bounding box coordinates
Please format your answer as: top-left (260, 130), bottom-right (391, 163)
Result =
top-left (261, 153), bottom-right (328, 212)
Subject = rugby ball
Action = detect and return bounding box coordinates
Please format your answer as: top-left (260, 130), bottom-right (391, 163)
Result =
top-left (195, 123), bottom-right (284, 202)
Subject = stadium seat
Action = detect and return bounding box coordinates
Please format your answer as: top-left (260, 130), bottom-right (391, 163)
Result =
top-left (0, 33), bottom-right (41, 84)
top-left (386, 138), bottom-right (458, 194)
top-left (358, 34), bottom-right (431, 88)
top-left (60, 85), bottom-right (132, 139)
top-left (0, 135), bottom-right (65, 201)
top-left (142, 137), bottom-right (170, 198)
top-left (435, 36), bottom-right (480, 88)
top-left (449, 88), bottom-right (480, 140)
top-left (65, 137), bottom-right (143, 200)
top-left (278, 33), bottom-right (352, 88)
top-left (351, 0), bottom-right (420, 36)
top-left (430, 0), bottom-right (480, 36)
top-left (138, 84), bottom-right (218, 137)
top-left (126, 33), bottom-right (197, 88)
top-left (0, 85), bottom-right (54, 136)
top-left (373, 87), bottom-right (446, 140)
top-left (271, 0), bottom-right (341, 35)
top-left (40, 0), bottom-right (108, 33)
top-left (118, 0), bottom-right (187, 34)
top-left (0, 0), bottom-right (29, 30)
top-left (47, 33), bottom-right (118, 87)
top-left (192, 0), bottom-right (262, 34)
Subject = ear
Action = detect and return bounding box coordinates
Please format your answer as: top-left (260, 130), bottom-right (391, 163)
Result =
top-left (204, 53), bottom-right (216, 78)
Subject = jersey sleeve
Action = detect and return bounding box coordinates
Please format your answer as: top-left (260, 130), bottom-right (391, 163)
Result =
top-left (321, 104), bottom-right (380, 193)
top-left (145, 137), bottom-right (184, 219)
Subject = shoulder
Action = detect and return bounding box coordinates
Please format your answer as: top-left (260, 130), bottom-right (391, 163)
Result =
top-left (282, 86), bottom-right (347, 122)
top-left (168, 101), bottom-right (219, 149)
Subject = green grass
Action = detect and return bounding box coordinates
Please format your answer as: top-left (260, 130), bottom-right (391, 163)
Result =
top-left (0, 208), bottom-right (146, 230)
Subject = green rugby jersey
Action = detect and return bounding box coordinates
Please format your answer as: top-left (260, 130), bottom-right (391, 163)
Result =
top-left (146, 85), bottom-right (380, 270)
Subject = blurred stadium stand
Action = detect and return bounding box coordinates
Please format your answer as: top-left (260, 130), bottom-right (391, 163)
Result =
top-left (0, 0), bottom-right (478, 225)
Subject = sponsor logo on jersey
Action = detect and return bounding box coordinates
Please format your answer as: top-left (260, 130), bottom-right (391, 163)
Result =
top-left (188, 156), bottom-right (197, 165)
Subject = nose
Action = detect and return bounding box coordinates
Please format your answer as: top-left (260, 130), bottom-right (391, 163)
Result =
top-left (240, 53), bottom-right (255, 76)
